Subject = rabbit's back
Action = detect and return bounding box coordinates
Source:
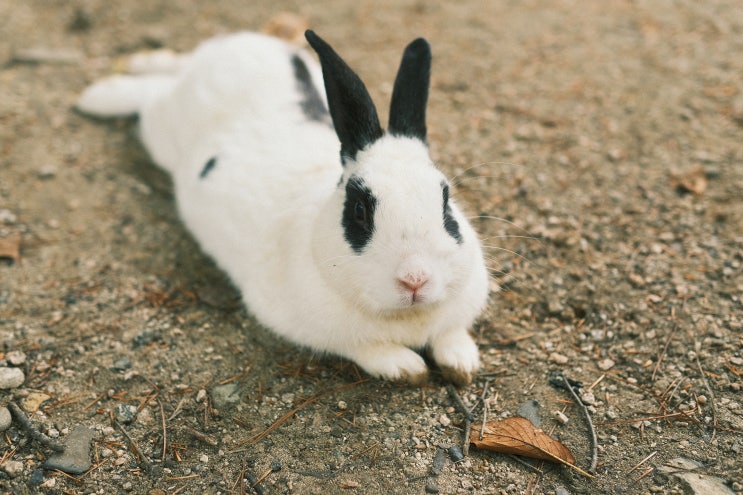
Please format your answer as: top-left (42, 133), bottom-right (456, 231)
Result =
top-left (139, 32), bottom-right (336, 180)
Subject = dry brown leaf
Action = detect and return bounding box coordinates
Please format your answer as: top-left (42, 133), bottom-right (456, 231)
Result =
top-left (261, 12), bottom-right (310, 45)
top-left (470, 416), bottom-right (576, 465)
top-left (0, 234), bottom-right (21, 263)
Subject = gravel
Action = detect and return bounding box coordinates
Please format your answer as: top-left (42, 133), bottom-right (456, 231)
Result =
top-left (1, 1), bottom-right (742, 494)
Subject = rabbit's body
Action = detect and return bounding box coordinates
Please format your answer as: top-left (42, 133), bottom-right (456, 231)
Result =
top-left (78, 31), bottom-right (490, 385)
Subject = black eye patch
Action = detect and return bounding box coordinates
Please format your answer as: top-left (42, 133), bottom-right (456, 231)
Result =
top-left (442, 182), bottom-right (463, 244)
top-left (343, 176), bottom-right (377, 253)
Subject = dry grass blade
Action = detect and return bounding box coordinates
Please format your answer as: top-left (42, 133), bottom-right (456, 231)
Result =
top-left (470, 416), bottom-right (593, 478)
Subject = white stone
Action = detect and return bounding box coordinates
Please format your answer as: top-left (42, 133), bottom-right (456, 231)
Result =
top-left (0, 367), bottom-right (24, 389)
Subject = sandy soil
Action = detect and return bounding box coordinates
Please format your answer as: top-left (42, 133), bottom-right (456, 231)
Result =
top-left (2, 1), bottom-right (742, 494)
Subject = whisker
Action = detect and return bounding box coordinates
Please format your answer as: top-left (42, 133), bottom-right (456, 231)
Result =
top-left (468, 215), bottom-right (533, 234)
top-left (448, 161), bottom-right (522, 186)
top-left (479, 245), bottom-right (540, 267)
top-left (480, 234), bottom-right (540, 242)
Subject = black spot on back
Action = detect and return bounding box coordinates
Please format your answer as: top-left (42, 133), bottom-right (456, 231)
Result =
top-left (291, 54), bottom-right (331, 124)
top-left (200, 156), bottom-right (217, 179)
top-left (442, 183), bottom-right (463, 244)
top-left (343, 176), bottom-right (377, 253)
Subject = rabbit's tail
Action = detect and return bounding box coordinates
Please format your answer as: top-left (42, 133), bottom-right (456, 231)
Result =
top-left (76, 74), bottom-right (177, 118)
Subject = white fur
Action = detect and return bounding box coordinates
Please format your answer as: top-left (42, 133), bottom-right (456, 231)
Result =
top-left (77, 32), bottom-right (490, 384)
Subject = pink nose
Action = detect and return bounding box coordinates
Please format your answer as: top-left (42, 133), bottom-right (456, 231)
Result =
top-left (397, 275), bottom-right (429, 294)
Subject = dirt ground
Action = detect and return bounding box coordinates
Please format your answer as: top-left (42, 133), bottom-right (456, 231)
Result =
top-left (2, 1), bottom-right (742, 494)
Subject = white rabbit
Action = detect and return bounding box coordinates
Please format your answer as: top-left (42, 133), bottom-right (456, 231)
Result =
top-left (77, 30), bottom-right (490, 385)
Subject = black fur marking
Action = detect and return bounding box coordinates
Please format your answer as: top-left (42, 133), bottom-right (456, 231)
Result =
top-left (291, 54), bottom-right (331, 124)
top-left (199, 156), bottom-right (217, 179)
top-left (343, 176), bottom-right (377, 253)
top-left (442, 182), bottom-right (463, 244)
top-left (305, 30), bottom-right (383, 164)
top-left (388, 38), bottom-right (431, 142)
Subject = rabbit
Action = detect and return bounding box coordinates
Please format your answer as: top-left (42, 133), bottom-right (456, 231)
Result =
top-left (76, 30), bottom-right (490, 386)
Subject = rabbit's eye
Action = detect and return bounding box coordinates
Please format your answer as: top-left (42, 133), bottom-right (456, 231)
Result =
top-left (343, 176), bottom-right (377, 253)
top-left (442, 182), bottom-right (463, 244)
top-left (354, 201), bottom-right (367, 226)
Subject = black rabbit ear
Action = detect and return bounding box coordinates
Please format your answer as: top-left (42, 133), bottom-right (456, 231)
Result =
top-left (305, 30), bottom-right (383, 164)
top-left (388, 38), bottom-right (431, 142)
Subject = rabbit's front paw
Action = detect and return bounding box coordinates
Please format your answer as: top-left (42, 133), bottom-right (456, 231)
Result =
top-left (429, 329), bottom-right (480, 386)
top-left (348, 345), bottom-right (429, 385)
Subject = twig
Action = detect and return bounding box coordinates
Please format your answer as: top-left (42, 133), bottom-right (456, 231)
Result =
top-left (557, 373), bottom-right (598, 473)
top-left (694, 353), bottom-right (718, 442)
top-left (587, 374), bottom-right (606, 392)
top-left (594, 410), bottom-right (698, 426)
top-left (158, 399), bottom-right (167, 462)
top-left (115, 420), bottom-right (151, 472)
top-left (635, 466), bottom-right (654, 481)
top-left (446, 384), bottom-right (476, 455)
top-left (7, 402), bottom-right (65, 452)
top-left (480, 399), bottom-right (490, 442)
top-left (252, 461), bottom-right (282, 489)
top-left (507, 454), bottom-right (544, 475)
top-left (626, 451), bottom-right (657, 474)
top-left (652, 323), bottom-right (678, 381)
top-left (479, 382), bottom-right (493, 441)
top-left (446, 384), bottom-right (475, 422)
top-left (168, 397), bottom-right (186, 421)
top-left (182, 426), bottom-right (218, 446)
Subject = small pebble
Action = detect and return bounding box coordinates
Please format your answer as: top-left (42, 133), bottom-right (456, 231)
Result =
top-left (44, 425), bottom-right (96, 474)
top-left (112, 356), bottom-right (132, 371)
top-left (196, 389), bottom-right (208, 403)
top-left (548, 352), bottom-right (569, 365)
top-left (0, 367), bottom-right (25, 389)
top-left (447, 445), bottom-right (464, 463)
top-left (5, 351), bottom-right (26, 365)
top-left (425, 483), bottom-right (440, 494)
top-left (580, 392), bottom-right (596, 406)
top-left (0, 209), bottom-right (17, 224)
top-left (597, 358), bottom-right (615, 370)
top-left (210, 383), bottom-right (240, 410)
top-left (696, 395), bottom-right (708, 405)
top-left (0, 406), bottom-right (12, 432)
top-left (113, 404), bottom-right (138, 425)
top-left (439, 414), bottom-right (451, 427)
top-left (553, 410), bottom-right (569, 424)
top-left (37, 164), bottom-right (58, 179)
top-left (1, 460), bottom-right (24, 477)
top-left (337, 400), bottom-right (348, 410)
top-left (431, 447), bottom-right (447, 475)
top-left (517, 399), bottom-right (542, 426)
top-left (28, 469), bottom-right (45, 486)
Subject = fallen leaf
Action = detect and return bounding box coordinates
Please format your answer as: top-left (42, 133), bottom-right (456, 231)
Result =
top-left (0, 234), bottom-right (21, 263)
top-left (470, 416), bottom-right (575, 465)
top-left (261, 12), bottom-right (310, 45)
